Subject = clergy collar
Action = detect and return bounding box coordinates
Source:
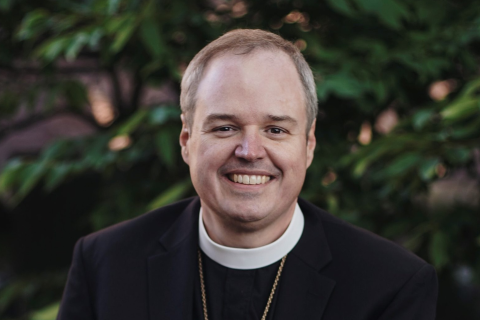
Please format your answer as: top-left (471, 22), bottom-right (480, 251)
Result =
top-left (199, 203), bottom-right (305, 270)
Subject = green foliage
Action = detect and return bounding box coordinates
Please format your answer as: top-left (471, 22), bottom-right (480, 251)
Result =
top-left (1, 0), bottom-right (480, 318)
top-left (29, 302), bottom-right (60, 320)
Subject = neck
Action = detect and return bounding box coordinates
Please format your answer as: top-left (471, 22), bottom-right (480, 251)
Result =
top-left (201, 202), bottom-right (296, 248)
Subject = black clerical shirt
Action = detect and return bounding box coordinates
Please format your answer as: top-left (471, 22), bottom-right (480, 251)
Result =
top-left (194, 252), bottom-right (282, 320)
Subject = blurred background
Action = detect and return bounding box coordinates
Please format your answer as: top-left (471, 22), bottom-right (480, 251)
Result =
top-left (0, 0), bottom-right (479, 318)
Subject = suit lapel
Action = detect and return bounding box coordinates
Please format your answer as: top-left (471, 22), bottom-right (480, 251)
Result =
top-left (274, 255), bottom-right (336, 320)
top-left (146, 197), bottom-right (336, 320)
top-left (147, 198), bottom-right (200, 320)
top-left (274, 198), bottom-right (336, 320)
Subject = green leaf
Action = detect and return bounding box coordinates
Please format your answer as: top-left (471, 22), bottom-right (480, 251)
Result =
top-left (445, 147), bottom-right (471, 164)
top-left (45, 163), bottom-right (71, 191)
top-left (418, 158), bottom-right (439, 181)
top-left (318, 73), bottom-right (366, 100)
top-left (149, 106), bottom-right (181, 124)
top-left (29, 301), bottom-right (60, 320)
top-left (16, 9), bottom-right (49, 40)
top-left (429, 230), bottom-right (449, 269)
top-left (451, 118), bottom-right (480, 139)
top-left (155, 130), bottom-right (176, 168)
top-left (412, 109), bottom-right (434, 131)
top-left (441, 98), bottom-right (479, 122)
top-left (88, 28), bottom-right (104, 49)
top-left (147, 179), bottom-right (192, 210)
top-left (107, 0), bottom-right (121, 15)
top-left (109, 16), bottom-right (137, 53)
top-left (35, 37), bottom-right (69, 62)
top-left (0, 159), bottom-right (23, 193)
top-left (140, 17), bottom-right (165, 58)
top-left (117, 110), bottom-right (149, 135)
top-left (349, 145), bottom-right (389, 177)
top-left (381, 153), bottom-right (421, 178)
top-left (12, 162), bottom-right (48, 205)
top-left (65, 32), bottom-right (89, 61)
top-left (355, 0), bottom-right (409, 30)
top-left (325, 0), bottom-right (354, 16)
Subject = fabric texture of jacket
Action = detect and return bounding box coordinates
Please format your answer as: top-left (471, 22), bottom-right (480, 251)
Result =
top-left (57, 197), bottom-right (438, 320)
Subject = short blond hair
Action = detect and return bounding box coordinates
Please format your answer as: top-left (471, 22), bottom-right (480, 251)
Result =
top-left (180, 29), bottom-right (318, 130)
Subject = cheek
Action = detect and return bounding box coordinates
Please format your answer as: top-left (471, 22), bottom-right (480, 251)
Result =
top-left (191, 139), bottom-right (232, 178)
top-left (268, 143), bottom-right (308, 174)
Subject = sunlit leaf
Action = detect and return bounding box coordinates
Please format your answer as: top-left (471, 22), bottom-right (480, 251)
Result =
top-left (418, 157), bottom-right (439, 181)
top-left (29, 302), bottom-right (60, 320)
top-left (35, 37), bottom-right (69, 62)
top-left (0, 159), bottom-right (23, 193)
top-left (109, 16), bottom-right (137, 53)
top-left (16, 9), bottom-right (49, 40)
top-left (107, 0), bottom-right (121, 15)
top-left (65, 32), bottom-right (89, 61)
top-left (117, 110), bottom-right (149, 135)
top-left (441, 98), bottom-right (479, 122)
top-left (147, 179), bottom-right (192, 210)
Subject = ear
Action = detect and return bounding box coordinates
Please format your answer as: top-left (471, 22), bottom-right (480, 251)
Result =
top-left (306, 119), bottom-right (316, 169)
top-left (179, 113), bottom-right (190, 165)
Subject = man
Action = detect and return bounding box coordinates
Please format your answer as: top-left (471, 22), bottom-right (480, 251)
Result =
top-left (58, 29), bottom-right (438, 320)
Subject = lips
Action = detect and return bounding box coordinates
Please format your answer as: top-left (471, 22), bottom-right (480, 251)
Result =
top-left (228, 174), bottom-right (271, 185)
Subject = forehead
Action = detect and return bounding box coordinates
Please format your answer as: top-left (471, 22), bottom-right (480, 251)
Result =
top-left (194, 49), bottom-right (306, 124)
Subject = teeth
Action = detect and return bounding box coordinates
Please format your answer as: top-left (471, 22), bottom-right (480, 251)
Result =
top-left (229, 174), bottom-right (271, 185)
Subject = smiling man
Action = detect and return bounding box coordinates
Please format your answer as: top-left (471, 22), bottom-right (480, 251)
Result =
top-left (58, 29), bottom-right (438, 320)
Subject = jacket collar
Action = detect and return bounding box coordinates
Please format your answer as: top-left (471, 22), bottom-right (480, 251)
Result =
top-left (148, 198), bottom-right (200, 320)
top-left (147, 197), bottom-right (336, 320)
top-left (272, 197), bottom-right (335, 320)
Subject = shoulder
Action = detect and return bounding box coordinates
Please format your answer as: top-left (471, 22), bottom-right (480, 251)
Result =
top-left (79, 197), bottom-right (198, 258)
top-left (298, 198), bottom-right (437, 317)
top-left (298, 198), bottom-right (430, 282)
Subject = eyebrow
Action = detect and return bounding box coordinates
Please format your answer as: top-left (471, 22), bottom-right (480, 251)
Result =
top-left (266, 114), bottom-right (298, 124)
top-left (203, 113), bottom-right (298, 124)
top-left (204, 113), bottom-right (239, 123)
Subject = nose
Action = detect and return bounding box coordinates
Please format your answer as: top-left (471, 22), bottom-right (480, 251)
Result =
top-left (234, 129), bottom-right (266, 161)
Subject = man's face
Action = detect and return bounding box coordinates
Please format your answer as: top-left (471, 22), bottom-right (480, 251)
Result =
top-left (180, 49), bottom-right (316, 234)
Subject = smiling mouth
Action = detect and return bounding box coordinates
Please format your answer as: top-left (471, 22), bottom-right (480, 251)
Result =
top-left (228, 174), bottom-right (271, 185)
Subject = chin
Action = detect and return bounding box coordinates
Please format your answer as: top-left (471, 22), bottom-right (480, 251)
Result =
top-left (218, 200), bottom-right (271, 224)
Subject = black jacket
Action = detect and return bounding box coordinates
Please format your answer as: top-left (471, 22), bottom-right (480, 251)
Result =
top-left (58, 197), bottom-right (438, 320)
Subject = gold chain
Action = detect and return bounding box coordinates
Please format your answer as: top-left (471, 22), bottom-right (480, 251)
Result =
top-left (198, 250), bottom-right (287, 320)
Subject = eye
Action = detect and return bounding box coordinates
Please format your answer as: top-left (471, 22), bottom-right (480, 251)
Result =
top-left (211, 126), bottom-right (238, 136)
top-left (268, 127), bottom-right (285, 134)
top-left (215, 126), bottom-right (233, 132)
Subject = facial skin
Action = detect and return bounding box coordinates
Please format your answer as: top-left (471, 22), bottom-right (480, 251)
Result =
top-left (180, 49), bottom-right (316, 248)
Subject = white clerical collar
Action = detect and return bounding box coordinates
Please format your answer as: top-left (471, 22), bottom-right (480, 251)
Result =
top-left (199, 203), bottom-right (304, 270)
